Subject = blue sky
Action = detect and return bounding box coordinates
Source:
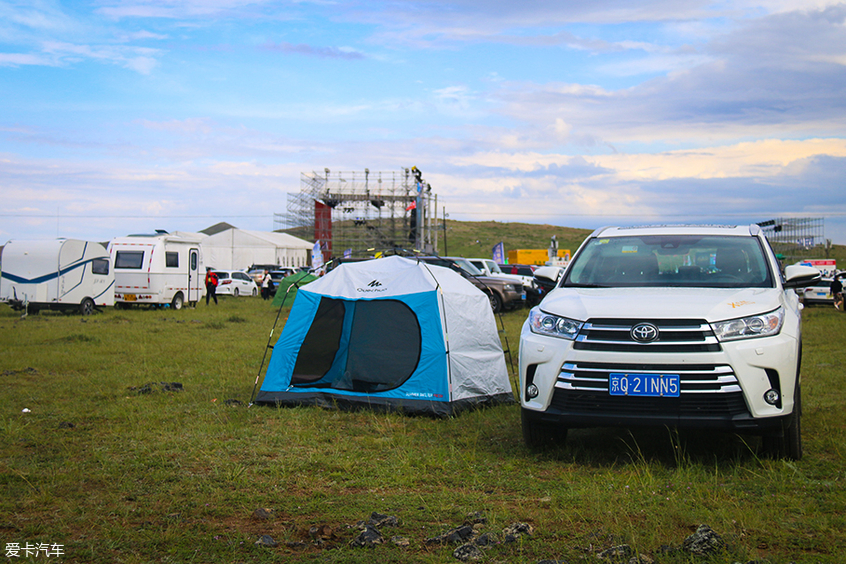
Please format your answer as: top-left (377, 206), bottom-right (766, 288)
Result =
top-left (2, 0), bottom-right (846, 245)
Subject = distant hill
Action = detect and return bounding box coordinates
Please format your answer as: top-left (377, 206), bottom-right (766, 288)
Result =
top-left (437, 220), bottom-right (591, 261)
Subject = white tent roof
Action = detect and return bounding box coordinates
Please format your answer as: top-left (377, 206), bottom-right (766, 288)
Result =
top-left (306, 255), bottom-right (477, 300)
top-left (200, 228), bottom-right (312, 270)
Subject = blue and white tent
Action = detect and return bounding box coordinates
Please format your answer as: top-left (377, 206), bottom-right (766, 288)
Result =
top-left (254, 256), bottom-right (514, 416)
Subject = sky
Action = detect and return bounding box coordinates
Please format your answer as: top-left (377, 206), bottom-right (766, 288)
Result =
top-left (2, 0), bottom-right (846, 247)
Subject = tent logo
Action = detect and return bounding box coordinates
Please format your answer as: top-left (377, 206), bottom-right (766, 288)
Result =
top-left (357, 279), bottom-right (387, 293)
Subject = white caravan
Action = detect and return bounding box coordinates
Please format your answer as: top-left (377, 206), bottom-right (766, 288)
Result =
top-left (108, 232), bottom-right (205, 310)
top-left (0, 239), bottom-right (115, 315)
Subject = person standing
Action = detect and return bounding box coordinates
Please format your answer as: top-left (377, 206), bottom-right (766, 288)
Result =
top-left (831, 274), bottom-right (843, 311)
top-left (205, 268), bottom-right (219, 305)
top-left (261, 270), bottom-right (272, 300)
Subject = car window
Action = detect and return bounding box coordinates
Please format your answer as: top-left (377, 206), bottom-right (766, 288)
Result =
top-left (451, 258), bottom-right (483, 276)
top-left (564, 235), bottom-right (773, 288)
top-left (487, 262), bottom-right (504, 275)
top-left (215, 272), bottom-right (230, 280)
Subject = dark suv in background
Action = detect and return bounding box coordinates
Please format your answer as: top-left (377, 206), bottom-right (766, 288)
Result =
top-left (416, 256), bottom-right (525, 313)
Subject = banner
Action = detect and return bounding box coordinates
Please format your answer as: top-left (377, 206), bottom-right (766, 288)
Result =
top-left (492, 242), bottom-right (505, 264)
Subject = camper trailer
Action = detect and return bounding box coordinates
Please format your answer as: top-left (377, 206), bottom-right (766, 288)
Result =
top-left (0, 239), bottom-right (115, 315)
top-left (108, 232), bottom-right (205, 310)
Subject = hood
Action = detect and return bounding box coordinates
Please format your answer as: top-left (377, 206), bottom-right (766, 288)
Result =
top-left (539, 286), bottom-right (784, 323)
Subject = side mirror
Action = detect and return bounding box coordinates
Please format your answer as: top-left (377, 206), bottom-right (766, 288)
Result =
top-left (533, 266), bottom-right (563, 284)
top-left (783, 265), bottom-right (821, 289)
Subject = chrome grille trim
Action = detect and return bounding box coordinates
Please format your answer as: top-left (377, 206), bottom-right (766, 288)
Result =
top-left (556, 362), bottom-right (741, 395)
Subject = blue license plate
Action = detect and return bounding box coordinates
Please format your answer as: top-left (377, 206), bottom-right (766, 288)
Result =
top-left (609, 373), bottom-right (680, 397)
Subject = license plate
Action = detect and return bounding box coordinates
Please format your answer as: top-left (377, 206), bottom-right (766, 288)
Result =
top-left (609, 373), bottom-right (680, 397)
top-left (123, 294), bottom-right (137, 302)
top-left (521, 292), bottom-right (527, 301)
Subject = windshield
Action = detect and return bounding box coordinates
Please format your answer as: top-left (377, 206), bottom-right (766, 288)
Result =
top-left (563, 235), bottom-right (774, 288)
top-left (452, 258), bottom-right (483, 276)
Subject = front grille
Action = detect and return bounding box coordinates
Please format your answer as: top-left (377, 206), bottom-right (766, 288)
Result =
top-left (551, 361), bottom-right (749, 419)
top-left (556, 361), bottom-right (741, 394)
top-left (573, 318), bottom-right (721, 353)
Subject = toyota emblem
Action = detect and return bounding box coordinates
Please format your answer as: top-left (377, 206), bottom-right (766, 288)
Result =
top-left (631, 322), bottom-right (659, 343)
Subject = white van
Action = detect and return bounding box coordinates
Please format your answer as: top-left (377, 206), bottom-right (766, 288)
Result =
top-left (0, 239), bottom-right (115, 315)
top-left (108, 232), bottom-right (205, 310)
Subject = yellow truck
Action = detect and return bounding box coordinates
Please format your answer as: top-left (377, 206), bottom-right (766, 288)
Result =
top-left (507, 249), bottom-right (571, 266)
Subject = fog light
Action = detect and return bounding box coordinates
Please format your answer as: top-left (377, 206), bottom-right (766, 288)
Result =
top-left (526, 384), bottom-right (539, 399)
top-left (764, 389), bottom-right (780, 405)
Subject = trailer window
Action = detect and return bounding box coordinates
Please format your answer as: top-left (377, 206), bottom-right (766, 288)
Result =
top-left (92, 258), bottom-right (110, 275)
top-left (166, 252), bottom-right (179, 268)
top-left (115, 251), bottom-right (144, 269)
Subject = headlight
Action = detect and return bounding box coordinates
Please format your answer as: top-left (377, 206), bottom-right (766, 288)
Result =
top-left (503, 284), bottom-right (517, 292)
top-left (528, 307), bottom-right (583, 340)
top-left (711, 307), bottom-right (784, 341)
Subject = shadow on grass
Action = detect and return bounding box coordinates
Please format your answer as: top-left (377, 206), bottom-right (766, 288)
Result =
top-left (518, 426), bottom-right (760, 468)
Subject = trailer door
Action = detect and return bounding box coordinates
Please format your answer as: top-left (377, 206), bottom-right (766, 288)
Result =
top-left (188, 248), bottom-right (201, 304)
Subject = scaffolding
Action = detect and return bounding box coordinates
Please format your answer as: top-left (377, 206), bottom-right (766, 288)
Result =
top-left (757, 217), bottom-right (825, 260)
top-left (274, 168), bottom-right (438, 260)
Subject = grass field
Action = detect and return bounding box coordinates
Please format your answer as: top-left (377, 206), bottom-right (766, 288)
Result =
top-left (1, 295), bottom-right (844, 563)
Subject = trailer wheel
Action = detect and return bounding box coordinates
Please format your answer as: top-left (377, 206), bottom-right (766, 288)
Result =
top-left (79, 298), bottom-right (95, 316)
top-left (171, 292), bottom-right (184, 310)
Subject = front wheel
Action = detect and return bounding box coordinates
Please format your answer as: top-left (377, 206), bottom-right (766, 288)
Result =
top-left (252, 287), bottom-right (258, 297)
top-left (488, 292), bottom-right (502, 313)
top-left (171, 292), bottom-right (184, 310)
top-left (521, 408), bottom-right (567, 448)
top-left (79, 298), bottom-right (95, 316)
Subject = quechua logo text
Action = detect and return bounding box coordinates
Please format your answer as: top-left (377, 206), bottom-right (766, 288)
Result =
top-left (358, 279), bottom-right (387, 292)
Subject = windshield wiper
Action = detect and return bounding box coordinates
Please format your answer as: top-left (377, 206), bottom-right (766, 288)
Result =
top-left (564, 283), bottom-right (608, 288)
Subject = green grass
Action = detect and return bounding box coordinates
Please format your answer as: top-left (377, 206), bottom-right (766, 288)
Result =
top-left (1, 297), bottom-right (844, 563)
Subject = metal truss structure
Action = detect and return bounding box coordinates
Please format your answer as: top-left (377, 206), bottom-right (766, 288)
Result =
top-left (757, 217), bottom-right (825, 259)
top-left (274, 168), bottom-right (439, 260)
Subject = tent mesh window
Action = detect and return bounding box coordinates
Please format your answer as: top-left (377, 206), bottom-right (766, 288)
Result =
top-left (292, 297), bottom-right (422, 393)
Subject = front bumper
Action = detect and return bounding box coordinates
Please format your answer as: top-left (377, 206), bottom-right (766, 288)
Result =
top-left (519, 321), bottom-right (799, 433)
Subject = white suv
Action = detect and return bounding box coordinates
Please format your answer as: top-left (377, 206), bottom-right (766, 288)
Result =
top-left (519, 225), bottom-right (820, 459)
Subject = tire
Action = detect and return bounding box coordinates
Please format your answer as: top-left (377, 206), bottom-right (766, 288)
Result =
top-left (233, 288), bottom-right (240, 297)
top-left (488, 292), bottom-right (502, 313)
top-left (171, 292), bottom-right (184, 311)
top-left (79, 298), bottom-right (95, 316)
top-left (252, 288), bottom-right (258, 297)
top-left (521, 408), bottom-right (567, 448)
top-left (762, 384), bottom-right (802, 460)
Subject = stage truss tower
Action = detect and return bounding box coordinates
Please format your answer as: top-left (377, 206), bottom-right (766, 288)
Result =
top-left (275, 168), bottom-right (438, 261)
top-left (757, 217), bottom-right (825, 260)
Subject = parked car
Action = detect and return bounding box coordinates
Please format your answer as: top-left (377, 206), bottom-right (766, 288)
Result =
top-left (269, 268), bottom-right (296, 282)
top-left (532, 265), bottom-right (566, 296)
top-left (518, 224), bottom-right (820, 460)
top-left (469, 259), bottom-right (531, 286)
top-left (799, 271), bottom-right (843, 305)
top-left (416, 256), bottom-right (525, 313)
top-left (498, 263), bottom-right (537, 280)
top-left (213, 270), bottom-right (258, 297)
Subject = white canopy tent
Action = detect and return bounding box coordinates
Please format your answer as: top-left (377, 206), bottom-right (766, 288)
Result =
top-left (200, 229), bottom-right (313, 271)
